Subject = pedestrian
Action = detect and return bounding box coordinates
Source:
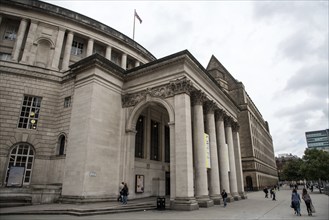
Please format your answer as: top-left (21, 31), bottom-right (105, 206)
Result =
top-left (221, 189), bottom-right (228, 207)
top-left (302, 188), bottom-right (313, 216)
top-left (270, 187), bottom-right (273, 198)
top-left (117, 181), bottom-right (124, 202)
top-left (263, 187), bottom-right (269, 198)
top-left (291, 188), bottom-right (301, 216)
top-left (121, 183), bottom-right (129, 205)
top-left (271, 186), bottom-right (276, 201)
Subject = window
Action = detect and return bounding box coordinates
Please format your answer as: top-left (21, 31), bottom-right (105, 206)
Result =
top-left (135, 116), bottom-right (144, 158)
top-left (18, 95), bottom-right (42, 129)
top-left (150, 120), bottom-right (160, 161)
top-left (5, 143), bottom-right (35, 185)
top-left (111, 50), bottom-right (122, 65)
top-left (71, 40), bottom-right (84, 55)
top-left (0, 53), bottom-right (12, 61)
top-left (64, 96), bottom-right (71, 108)
top-left (3, 24), bottom-right (18, 41)
top-left (164, 125), bottom-right (170, 163)
top-left (58, 135), bottom-right (66, 155)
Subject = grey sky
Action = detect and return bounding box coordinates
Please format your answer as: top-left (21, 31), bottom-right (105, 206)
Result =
top-left (44, 0), bottom-right (329, 157)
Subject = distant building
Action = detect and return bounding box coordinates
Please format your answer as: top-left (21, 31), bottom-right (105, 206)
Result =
top-left (275, 154), bottom-right (299, 181)
top-left (305, 129), bottom-right (329, 153)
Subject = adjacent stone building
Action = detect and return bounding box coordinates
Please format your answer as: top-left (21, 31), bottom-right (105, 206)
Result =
top-left (0, 0), bottom-right (277, 209)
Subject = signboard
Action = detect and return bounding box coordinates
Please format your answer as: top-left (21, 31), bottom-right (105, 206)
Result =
top-left (7, 166), bottom-right (25, 187)
top-left (136, 175), bottom-right (144, 193)
top-left (204, 133), bottom-right (211, 168)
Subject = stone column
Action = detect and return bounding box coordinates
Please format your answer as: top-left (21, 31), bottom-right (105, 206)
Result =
top-left (12, 18), bottom-right (28, 62)
top-left (232, 123), bottom-right (247, 199)
top-left (105, 45), bottom-right (112, 60)
top-left (51, 27), bottom-right (65, 70)
top-left (204, 102), bottom-right (221, 205)
top-left (61, 31), bottom-right (74, 70)
top-left (168, 122), bottom-right (176, 202)
top-left (191, 91), bottom-right (213, 208)
top-left (172, 92), bottom-right (198, 211)
top-left (125, 130), bottom-right (137, 198)
top-left (121, 53), bottom-right (127, 69)
top-left (86, 38), bottom-right (94, 57)
top-left (215, 110), bottom-right (233, 201)
top-left (225, 117), bottom-right (240, 200)
top-left (20, 20), bottom-right (38, 65)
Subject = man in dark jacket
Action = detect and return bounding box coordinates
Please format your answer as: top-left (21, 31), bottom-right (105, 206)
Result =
top-left (221, 189), bottom-right (228, 207)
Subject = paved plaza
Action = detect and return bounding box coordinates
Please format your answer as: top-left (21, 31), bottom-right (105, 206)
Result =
top-left (1, 188), bottom-right (328, 220)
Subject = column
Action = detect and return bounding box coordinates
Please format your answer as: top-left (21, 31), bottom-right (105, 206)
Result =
top-left (51, 27), bottom-right (65, 70)
top-left (225, 117), bottom-right (240, 200)
top-left (232, 123), bottom-right (247, 199)
top-left (215, 110), bottom-right (233, 201)
top-left (86, 38), bottom-right (94, 57)
top-left (20, 20), bottom-right (38, 64)
top-left (121, 53), bottom-right (127, 69)
top-left (168, 122), bottom-right (176, 202)
top-left (105, 45), bottom-right (112, 60)
top-left (61, 31), bottom-right (74, 70)
top-left (204, 102), bottom-right (221, 205)
top-left (12, 18), bottom-right (28, 62)
top-left (191, 91), bottom-right (213, 208)
top-left (125, 130), bottom-right (137, 198)
top-left (172, 92), bottom-right (198, 211)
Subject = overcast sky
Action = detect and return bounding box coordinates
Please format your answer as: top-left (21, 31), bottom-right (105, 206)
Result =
top-left (44, 0), bottom-right (328, 158)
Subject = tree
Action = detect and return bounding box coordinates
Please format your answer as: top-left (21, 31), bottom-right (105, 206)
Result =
top-left (281, 158), bottom-right (304, 181)
top-left (301, 148), bottom-right (329, 181)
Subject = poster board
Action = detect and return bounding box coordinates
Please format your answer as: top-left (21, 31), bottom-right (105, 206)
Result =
top-left (7, 166), bottom-right (25, 187)
top-left (135, 175), bottom-right (144, 193)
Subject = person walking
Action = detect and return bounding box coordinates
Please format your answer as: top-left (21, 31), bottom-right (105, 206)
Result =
top-left (302, 188), bottom-right (313, 216)
top-left (271, 186), bottom-right (276, 201)
top-left (291, 188), bottom-right (301, 216)
top-left (221, 189), bottom-right (228, 207)
top-left (263, 187), bottom-right (269, 198)
top-left (117, 181), bottom-right (124, 202)
top-left (121, 183), bottom-right (129, 205)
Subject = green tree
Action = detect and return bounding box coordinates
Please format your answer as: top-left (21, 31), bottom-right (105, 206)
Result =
top-left (281, 158), bottom-right (304, 181)
top-left (301, 148), bottom-right (329, 181)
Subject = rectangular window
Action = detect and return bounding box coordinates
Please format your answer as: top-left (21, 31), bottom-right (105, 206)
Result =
top-left (4, 24), bottom-right (18, 41)
top-left (64, 96), bottom-right (71, 108)
top-left (18, 95), bottom-right (42, 130)
top-left (164, 125), bottom-right (170, 163)
top-left (135, 116), bottom-right (144, 158)
top-left (0, 53), bottom-right (12, 61)
top-left (111, 50), bottom-right (122, 65)
top-left (150, 120), bottom-right (160, 161)
top-left (71, 40), bottom-right (84, 55)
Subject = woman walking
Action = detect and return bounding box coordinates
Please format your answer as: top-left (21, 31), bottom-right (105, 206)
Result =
top-left (302, 188), bottom-right (313, 216)
top-left (291, 188), bottom-right (301, 216)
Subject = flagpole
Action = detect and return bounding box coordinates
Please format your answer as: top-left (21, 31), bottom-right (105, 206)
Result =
top-left (133, 9), bottom-right (136, 40)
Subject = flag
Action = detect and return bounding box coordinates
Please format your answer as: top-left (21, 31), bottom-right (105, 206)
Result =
top-left (135, 10), bottom-right (142, 24)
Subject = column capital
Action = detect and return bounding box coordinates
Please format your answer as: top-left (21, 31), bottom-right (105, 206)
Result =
top-left (169, 77), bottom-right (194, 96)
top-left (204, 100), bottom-right (216, 114)
top-left (191, 90), bottom-right (207, 106)
top-left (232, 122), bottom-right (240, 132)
top-left (224, 116), bottom-right (234, 127)
top-left (215, 109), bottom-right (226, 121)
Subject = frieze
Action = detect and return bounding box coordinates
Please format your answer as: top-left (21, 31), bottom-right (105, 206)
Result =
top-left (122, 77), bottom-right (194, 107)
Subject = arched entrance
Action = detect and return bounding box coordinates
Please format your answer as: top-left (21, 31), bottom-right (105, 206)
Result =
top-left (125, 96), bottom-right (175, 199)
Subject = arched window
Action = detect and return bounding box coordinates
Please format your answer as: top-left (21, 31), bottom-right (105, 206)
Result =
top-left (58, 135), bottom-right (66, 156)
top-left (5, 143), bottom-right (35, 186)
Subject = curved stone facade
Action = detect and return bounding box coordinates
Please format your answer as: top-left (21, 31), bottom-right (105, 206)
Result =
top-left (0, 0), bottom-right (277, 210)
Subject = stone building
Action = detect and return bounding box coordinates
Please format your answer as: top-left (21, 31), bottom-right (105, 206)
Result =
top-left (0, 0), bottom-right (276, 210)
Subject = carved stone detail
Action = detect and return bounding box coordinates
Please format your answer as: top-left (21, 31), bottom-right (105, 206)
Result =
top-left (224, 116), bottom-right (234, 127)
top-left (232, 122), bottom-right (240, 132)
top-left (204, 100), bottom-right (217, 114)
top-left (122, 77), bottom-right (194, 107)
top-left (215, 109), bottom-right (226, 121)
top-left (190, 90), bottom-right (207, 106)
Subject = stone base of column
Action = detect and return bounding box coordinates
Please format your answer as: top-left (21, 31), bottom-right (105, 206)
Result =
top-left (196, 195), bottom-right (214, 207)
top-left (231, 192), bottom-right (241, 201)
top-left (210, 194), bottom-right (222, 205)
top-left (226, 193), bottom-right (235, 202)
top-left (171, 197), bottom-right (199, 211)
top-left (239, 191), bottom-right (247, 199)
